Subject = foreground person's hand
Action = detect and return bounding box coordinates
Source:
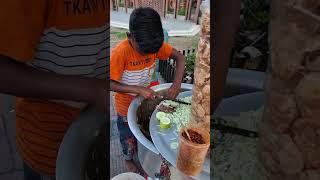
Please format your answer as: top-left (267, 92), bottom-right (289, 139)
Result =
top-left (168, 83), bottom-right (181, 99)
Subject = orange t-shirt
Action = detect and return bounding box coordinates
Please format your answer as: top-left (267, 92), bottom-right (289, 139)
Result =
top-left (110, 39), bottom-right (173, 116)
top-left (0, 0), bottom-right (109, 176)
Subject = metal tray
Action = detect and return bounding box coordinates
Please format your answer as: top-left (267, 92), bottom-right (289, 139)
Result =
top-left (56, 107), bottom-right (107, 180)
top-left (149, 91), bottom-right (210, 179)
top-left (128, 83), bottom-right (193, 155)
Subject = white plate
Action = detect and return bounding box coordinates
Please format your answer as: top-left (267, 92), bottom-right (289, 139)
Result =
top-left (111, 172), bottom-right (144, 180)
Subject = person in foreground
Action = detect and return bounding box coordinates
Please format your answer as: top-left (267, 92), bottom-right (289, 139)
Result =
top-left (0, 1), bottom-right (139, 180)
top-left (110, 7), bottom-right (186, 176)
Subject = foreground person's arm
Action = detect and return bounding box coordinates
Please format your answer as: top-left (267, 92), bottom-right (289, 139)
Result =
top-left (213, 0), bottom-right (241, 113)
top-left (0, 55), bottom-right (107, 109)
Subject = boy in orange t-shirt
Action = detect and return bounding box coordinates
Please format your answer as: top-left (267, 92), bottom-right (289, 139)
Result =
top-left (110, 7), bottom-right (185, 176)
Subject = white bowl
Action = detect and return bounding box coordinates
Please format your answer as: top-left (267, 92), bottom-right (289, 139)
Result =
top-left (111, 173), bottom-right (145, 180)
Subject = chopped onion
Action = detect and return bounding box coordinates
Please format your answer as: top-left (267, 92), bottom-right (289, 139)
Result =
top-left (164, 96), bottom-right (193, 132)
top-left (170, 142), bottom-right (179, 150)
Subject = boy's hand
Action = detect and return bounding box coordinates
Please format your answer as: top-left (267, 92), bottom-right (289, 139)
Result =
top-left (110, 80), bottom-right (158, 100)
top-left (137, 87), bottom-right (158, 100)
top-left (169, 49), bottom-right (185, 99)
top-left (168, 83), bottom-right (181, 99)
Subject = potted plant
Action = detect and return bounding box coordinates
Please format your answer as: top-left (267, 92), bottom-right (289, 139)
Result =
top-left (184, 52), bottom-right (196, 84)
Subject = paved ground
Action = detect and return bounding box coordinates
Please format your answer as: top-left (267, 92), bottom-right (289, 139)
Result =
top-left (111, 26), bottom-right (199, 51)
top-left (111, 9), bottom-right (200, 37)
top-left (110, 93), bottom-right (127, 178)
top-left (110, 134), bottom-right (126, 178)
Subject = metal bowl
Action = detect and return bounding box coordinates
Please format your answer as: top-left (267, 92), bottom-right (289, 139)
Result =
top-left (56, 107), bottom-right (107, 180)
top-left (128, 83), bottom-right (193, 154)
top-left (214, 91), bottom-right (265, 117)
top-left (224, 68), bottom-right (265, 97)
top-left (127, 83), bottom-right (193, 177)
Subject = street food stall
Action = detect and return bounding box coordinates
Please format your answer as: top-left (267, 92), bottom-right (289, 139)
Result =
top-left (127, 2), bottom-right (211, 179)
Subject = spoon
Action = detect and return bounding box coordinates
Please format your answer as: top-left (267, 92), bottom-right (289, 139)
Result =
top-left (182, 127), bottom-right (191, 141)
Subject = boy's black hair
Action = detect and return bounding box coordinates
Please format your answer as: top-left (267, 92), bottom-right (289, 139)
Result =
top-left (129, 7), bottom-right (164, 54)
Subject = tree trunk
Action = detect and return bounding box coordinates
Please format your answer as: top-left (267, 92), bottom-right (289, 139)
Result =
top-left (258, 0), bottom-right (320, 180)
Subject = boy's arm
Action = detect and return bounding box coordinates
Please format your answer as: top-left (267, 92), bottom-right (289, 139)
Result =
top-left (0, 55), bottom-right (107, 111)
top-left (212, 0), bottom-right (241, 113)
top-left (110, 47), bottom-right (157, 100)
top-left (168, 48), bottom-right (186, 99)
top-left (110, 80), bottom-right (157, 100)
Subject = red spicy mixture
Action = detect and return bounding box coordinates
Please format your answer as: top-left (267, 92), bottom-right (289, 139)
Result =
top-left (182, 129), bottom-right (205, 144)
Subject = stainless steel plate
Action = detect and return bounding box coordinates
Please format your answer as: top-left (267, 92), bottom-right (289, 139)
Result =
top-left (213, 91), bottom-right (264, 118)
top-left (127, 83), bottom-right (193, 154)
top-left (149, 91), bottom-right (210, 180)
top-left (56, 107), bottom-right (107, 180)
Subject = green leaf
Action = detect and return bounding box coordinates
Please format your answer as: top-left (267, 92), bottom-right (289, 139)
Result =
top-left (185, 53), bottom-right (196, 73)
